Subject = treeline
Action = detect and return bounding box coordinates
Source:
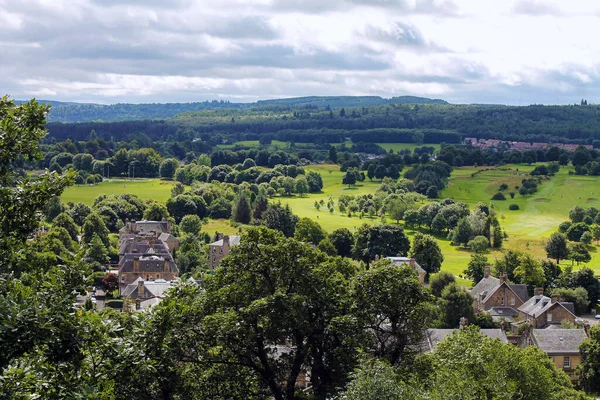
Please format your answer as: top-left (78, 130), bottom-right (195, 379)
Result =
top-left (45, 102), bottom-right (600, 145)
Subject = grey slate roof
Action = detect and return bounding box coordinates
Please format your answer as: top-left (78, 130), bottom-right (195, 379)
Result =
top-left (386, 256), bottom-right (426, 274)
top-left (531, 329), bottom-right (587, 355)
top-left (210, 235), bottom-right (241, 247)
top-left (518, 295), bottom-right (576, 319)
top-left (121, 278), bottom-right (174, 298)
top-left (471, 276), bottom-right (501, 302)
top-left (488, 307), bottom-right (520, 318)
top-left (423, 328), bottom-right (508, 352)
top-left (508, 284), bottom-right (529, 303)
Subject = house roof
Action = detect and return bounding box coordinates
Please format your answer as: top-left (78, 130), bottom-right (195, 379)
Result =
top-left (423, 328), bottom-right (508, 352)
top-left (507, 284), bottom-right (529, 303)
top-left (531, 329), bottom-right (587, 355)
top-left (471, 275), bottom-right (500, 301)
top-left (488, 307), bottom-right (520, 318)
top-left (386, 257), bottom-right (426, 274)
top-left (518, 295), bottom-right (576, 319)
top-left (210, 235), bottom-right (241, 247)
top-left (121, 277), bottom-right (174, 298)
top-left (158, 232), bottom-right (176, 242)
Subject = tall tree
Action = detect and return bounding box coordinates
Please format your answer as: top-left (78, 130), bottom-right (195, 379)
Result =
top-left (410, 232), bottom-right (443, 275)
top-left (232, 192), bottom-right (252, 224)
top-left (82, 212), bottom-right (110, 248)
top-left (353, 224), bottom-right (410, 266)
top-left (294, 217), bottom-right (326, 244)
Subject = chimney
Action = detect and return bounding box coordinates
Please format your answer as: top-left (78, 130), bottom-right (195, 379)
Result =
top-left (534, 287), bottom-right (544, 296)
top-left (223, 235), bottom-right (230, 257)
top-left (459, 316), bottom-right (468, 329)
top-left (217, 232), bottom-right (224, 241)
top-left (137, 279), bottom-right (144, 295)
top-left (551, 294), bottom-right (560, 304)
top-left (133, 257), bottom-right (140, 272)
top-left (409, 258), bottom-right (415, 268)
top-left (501, 272), bottom-right (507, 283)
top-left (484, 266), bottom-right (491, 279)
top-left (374, 254), bottom-right (380, 262)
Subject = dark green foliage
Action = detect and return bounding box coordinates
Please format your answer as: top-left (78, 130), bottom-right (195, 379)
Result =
top-left (566, 222), bottom-right (590, 242)
top-left (232, 193), bottom-right (252, 224)
top-left (440, 283), bottom-right (475, 328)
top-left (410, 232), bottom-right (443, 275)
top-left (82, 212), bottom-right (110, 248)
top-left (159, 158), bottom-right (180, 179)
top-left (452, 217), bottom-right (473, 247)
top-left (353, 224), bottom-right (410, 265)
top-left (464, 254), bottom-right (488, 284)
top-left (429, 271), bottom-right (456, 297)
top-left (294, 217), bottom-right (326, 244)
top-left (509, 203), bottom-right (519, 210)
top-left (330, 228), bottom-right (354, 257)
top-left (143, 201), bottom-right (170, 221)
top-left (305, 171), bottom-right (323, 193)
top-left (491, 192), bottom-right (506, 200)
top-left (52, 212), bottom-right (79, 241)
top-left (261, 202), bottom-right (298, 237)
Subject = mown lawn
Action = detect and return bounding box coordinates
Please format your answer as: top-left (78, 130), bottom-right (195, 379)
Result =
top-left (61, 179), bottom-right (175, 205)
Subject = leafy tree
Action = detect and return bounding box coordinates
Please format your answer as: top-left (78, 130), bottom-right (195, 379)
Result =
top-left (514, 253), bottom-right (545, 287)
top-left (545, 232), bottom-right (569, 264)
top-left (329, 228), bottom-right (354, 257)
top-left (452, 217), bottom-right (473, 247)
top-left (353, 260), bottom-right (430, 365)
top-left (403, 209), bottom-right (420, 228)
top-left (306, 171), bottom-right (323, 193)
top-left (317, 238), bottom-right (337, 256)
top-left (295, 176), bottom-right (309, 197)
top-left (329, 145), bottom-right (337, 163)
top-left (143, 201), bottom-right (170, 221)
top-left (344, 357), bottom-right (420, 400)
top-left (551, 287), bottom-right (589, 315)
top-left (464, 254), bottom-right (488, 285)
top-left (568, 242), bottom-right (591, 265)
top-left (468, 235), bottom-right (489, 253)
top-left (353, 224), bottom-right (410, 266)
top-left (429, 271), bottom-right (456, 297)
top-left (410, 232), bottom-right (443, 275)
top-left (569, 205), bottom-right (586, 223)
top-left (159, 158), bottom-right (180, 179)
top-left (195, 227), bottom-right (360, 400)
top-left (342, 168), bottom-right (358, 186)
top-left (180, 214), bottom-right (203, 236)
top-left (232, 192), bottom-right (252, 224)
top-left (440, 283), bottom-right (475, 328)
top-left (261, 202), bottom-right (298, 237)
top-left (53, 212), bottom-right (79, 241)
top-left (171, 181), bottom-right (185, 197)
top-left (101, 272), bottom-right (119, 292)
top-left (82, 212), bottom-right (110, 248)
top-left (566, 222), bottom-right (590, 242)
top-left (581, 231), bottom-right (593, 245)
top-left (431, 213), bottom-right (447, 234)
top-left (572, 267), bottom-right (600, 311)
top-left (86, 233), bottom-right (108, 264)
top-left (367, 164), bottom-right (376, 181)
top-left (294, 217), bottom-right (326, 244)
top-left (492, 225), bottom-right (503, 248)
top-left (580, 324), bottom-right (600, 393)
top-left (68, 202), bottom-right (91, 226)
top-left (375, 165), bottom-right (386, 181)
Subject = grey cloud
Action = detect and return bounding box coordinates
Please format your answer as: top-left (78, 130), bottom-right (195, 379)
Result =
top-left (512, 0), bottom-right (563, 16)
top-left (271, 0), bottom-right (461, 16)
top-left (365, 22), bottom-right (426, 47)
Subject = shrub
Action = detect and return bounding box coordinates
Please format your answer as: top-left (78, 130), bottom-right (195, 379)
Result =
top-left (509, 204), bottom-right (519, 210)
top-left (491, 192), bottom-right (506, 200)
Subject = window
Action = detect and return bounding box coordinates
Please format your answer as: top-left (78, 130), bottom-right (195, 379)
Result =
top-left (547, 313), bottom-right (553, 322)
top-left (564, 357), bottom-right (571, 369)
top-left (510, 297), bottom-right (516, 306)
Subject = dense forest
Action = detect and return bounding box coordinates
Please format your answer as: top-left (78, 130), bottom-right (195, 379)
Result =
top-left (36, 95), bottom-right (447, 123)
top-left (45, 100), bottom-right (600, 146)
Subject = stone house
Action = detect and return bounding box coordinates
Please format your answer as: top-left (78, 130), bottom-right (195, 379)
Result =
top-left (530, 329), bottom-right (587, 381)
top-left (518, 292), bottom-right (576, 328)
top-left (121, 278), bottom-right (174, 312)
top-left (470, 266), bottom-right (529, 313)
top-left (209, 235), bottom-right (240, 269)
top-left (385, 257), bottom-right (426, 284)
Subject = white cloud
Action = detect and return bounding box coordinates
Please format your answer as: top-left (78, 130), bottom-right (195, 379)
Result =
top-left (1, 0), bottom-right (599, 104)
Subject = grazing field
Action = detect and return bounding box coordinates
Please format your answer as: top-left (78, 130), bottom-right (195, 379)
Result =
top-left (61, 179), bottom-right (175, 205)
top-left (61, 162), bottom-right (600, 281)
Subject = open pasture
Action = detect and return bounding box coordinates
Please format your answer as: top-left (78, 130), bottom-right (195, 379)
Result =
top-left (61, 179), bottom-right (175, 205)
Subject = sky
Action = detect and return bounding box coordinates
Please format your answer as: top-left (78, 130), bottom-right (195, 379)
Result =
top-left (1, 0), bottom-right (599, 105)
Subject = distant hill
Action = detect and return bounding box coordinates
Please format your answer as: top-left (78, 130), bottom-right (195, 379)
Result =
top-left (16, 95), bottom-right (449, 123)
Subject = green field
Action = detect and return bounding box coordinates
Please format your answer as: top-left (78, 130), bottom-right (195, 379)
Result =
top-left (376, 143), bottom-right (441, 153)
top-left (61, 163), bottom-right (600, 281)
top-left (62, 179), bottom-right (176, 205)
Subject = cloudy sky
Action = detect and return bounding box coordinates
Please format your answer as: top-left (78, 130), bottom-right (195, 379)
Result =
top-left (1, 0), bottom-right (598, 105)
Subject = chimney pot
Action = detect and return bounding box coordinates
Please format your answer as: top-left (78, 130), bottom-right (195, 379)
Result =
top-left (501, 272), bottom-right (507, 283)
top-left (551, 294), bottom-right (560, 304)
top-left (409, 258), bottom-right (415, 267)
top-left (484, 266), bottom-right (491, 279)
top-left (534, 287), bottom-right (544, 296)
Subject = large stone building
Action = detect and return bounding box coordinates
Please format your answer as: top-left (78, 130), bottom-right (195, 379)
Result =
top-left (518, 291), bottom-right (576, 328)
top-left (209, 235), bottom-right (240, 269)
top-left (529, 329), bottom-right (587, 381)
top-left (470, 267), bottom-right (529, 313)
top-left (117, 220), bottom-right (179, 293)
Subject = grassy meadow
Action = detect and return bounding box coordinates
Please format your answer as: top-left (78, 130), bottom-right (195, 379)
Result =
top-left (61, 162), bottom-right (600, 283)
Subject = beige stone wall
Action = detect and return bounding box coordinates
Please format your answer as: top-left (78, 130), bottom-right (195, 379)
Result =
top-left (483, 284), bottom-right (524, 310)
top-left (549, 355), bottom-right (581, 380)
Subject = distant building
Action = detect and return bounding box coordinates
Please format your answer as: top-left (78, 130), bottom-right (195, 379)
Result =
top-left (518, 292), bottom-right (576, 328)
top-left (209, 235), bottom-right (240, 269)
top-left (529, 329), bottom-right (587, 381)
top-left (117, 220), bottom-right (179, 293)
top-left (470, 266), bottom-right (529, 314)
top-left (385, 256), bottom-right (426, 284)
